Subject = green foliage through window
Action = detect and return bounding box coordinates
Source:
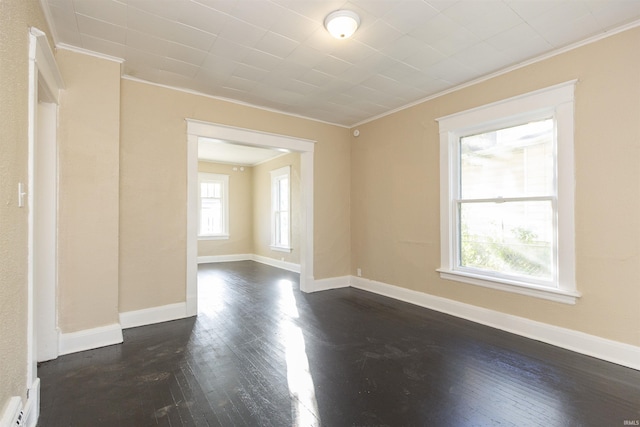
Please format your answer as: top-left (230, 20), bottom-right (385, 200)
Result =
top-left (460, 222), bottom-right (552, 279)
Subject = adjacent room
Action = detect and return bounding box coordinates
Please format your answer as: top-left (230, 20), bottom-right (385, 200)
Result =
top-left (2, 0), bottom-right (640, 425)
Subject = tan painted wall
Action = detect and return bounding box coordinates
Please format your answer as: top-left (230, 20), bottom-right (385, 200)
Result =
top-left (253, 153), bottom-right (301, 264)
top-left (0, 0), bottom-right (51, 412)
top-left (351, 27), bottom-right (640, 346)
top-left (120, 79), bottom-right (350, 313)
top-left (198, 162), bottom-right (253, 257)
top-left (56, 50), bottom-right (121, 332)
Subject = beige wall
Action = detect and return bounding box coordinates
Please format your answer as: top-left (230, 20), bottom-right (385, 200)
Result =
top-left (0, 0), bottom-right (51, 412)
top-left (351, 27), bottom-right (640, 346)
top-left (56, 50), bottom-right (121, 332)
top-left (198, 162), bottom-right (253, 256)
top-left (120, 79), bottom-right (350, 313)
top-left (253, 153), bottom-right (301, 264)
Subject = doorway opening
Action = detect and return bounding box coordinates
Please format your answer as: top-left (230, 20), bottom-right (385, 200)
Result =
top-left (186, 120), bottom-right (315, 316)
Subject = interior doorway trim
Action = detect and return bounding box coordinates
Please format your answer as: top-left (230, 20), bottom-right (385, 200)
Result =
top-left (27, 26), bottom-right (64, 423)
top-left (185, 119), bottom-right (315, 316)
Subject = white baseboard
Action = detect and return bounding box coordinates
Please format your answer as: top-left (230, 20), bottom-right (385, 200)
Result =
top-left (351, 276), bottom-right (640, 371)
top-left (310, 275), bottom-right (351, 292)
top-left (252, 254), bottom-right (300, 273)
top-left (197, 254), bottom-right (252, 264)
top-left (1, 379), bottom-right (41, 427)
top-left (120, 302), bottom-right (189, 329)
top-left (59, 323), bottom-right (123, 356)
top-left (197, 253), bottom-right (301, 274)
top-left (1, 396), bottom-right (22, 427)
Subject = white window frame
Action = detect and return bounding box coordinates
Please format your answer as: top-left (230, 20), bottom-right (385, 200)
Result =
top-left (270, 165), bottom-right (292, 252)
top-left (436, 81), bottom-right (580, 304)
top-left (197, 172), bottom-right (229, 240)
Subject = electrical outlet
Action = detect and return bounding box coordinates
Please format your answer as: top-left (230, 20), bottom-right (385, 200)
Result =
top-left (356, 268), bottom-right (362, 277)
top-left (16, 410), bottom-right (25, 426)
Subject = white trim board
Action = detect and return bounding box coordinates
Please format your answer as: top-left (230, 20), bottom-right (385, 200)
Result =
top-left (351, 19), bottom-right (640, 128)
top-left (252, 254), bottom-right (300, 273)
top-left (350, 276), bottom-right (640, 371)
top-left (197, 254), bottom-right (300, 273)
top-left (197, 254), bottom-right (252, 264)
top-left (1, 396), bottom-right (22, 427)
top-left (310, 276), bottom-right (350, 292)
top-left (120, 302), bottom-right (190, 330)
top-left (197, 256), bottom-right (348, 291)
top-left (125, 77), bottom-right (348, 129)
top-left (58, 323), bottom-right (123, 356)
top-left (0, 379), bottom-right (40, 427)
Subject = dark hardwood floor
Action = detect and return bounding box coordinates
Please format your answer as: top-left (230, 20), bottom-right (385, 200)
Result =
top-left (39, 261), bottom-right (640, 426)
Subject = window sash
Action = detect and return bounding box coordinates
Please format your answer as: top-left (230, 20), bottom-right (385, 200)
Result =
top-left (200, 196), bottom-right (223, 235)
top-left (271, 166), bottom-right (291, 249)
top-left (452, 118), bottom-right (558, 287)
top-left (454, 197), bottom-right (557, 286)
top-left (436, 81), bottom-right (578, 303)
top-left (198, 173), bottom-right (228, 238)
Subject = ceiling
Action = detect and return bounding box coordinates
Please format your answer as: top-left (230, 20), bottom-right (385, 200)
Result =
top-left (42, 0), bottom-right (640, 127)
top-left (198, 137), bottom-right (286, 165)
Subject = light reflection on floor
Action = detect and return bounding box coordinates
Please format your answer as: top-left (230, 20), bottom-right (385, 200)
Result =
top-left (197, 270), bottom-right (227, 316)
top-left (277, 279), bottom-right (321, 427)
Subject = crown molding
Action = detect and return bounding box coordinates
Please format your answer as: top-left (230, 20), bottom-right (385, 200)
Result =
top-left (351, 19), bottom-right (640, 128)
top-left (56, 43), bottom-right (125, 64)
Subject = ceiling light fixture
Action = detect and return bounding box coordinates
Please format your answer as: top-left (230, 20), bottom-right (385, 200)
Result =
top-left (324, 10), bottom-right (360, 39)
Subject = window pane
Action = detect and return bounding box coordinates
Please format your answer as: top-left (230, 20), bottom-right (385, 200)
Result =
top-left (459, 201), bottom-right (553, 280)
top-left (200, 182), bottom-right (212, 198)
top-left (460, 119), bottom-right (554, 199)
top-left (200, 199), bottom-right (222, 234)
top-left (200, 182), bottom-right (222, 198)
top-left (211, 182), bottom-right (221, 198)
top-left (279, 211), bottom-right (289, 246)
top-left (279, 178), bottom-right (289, 211)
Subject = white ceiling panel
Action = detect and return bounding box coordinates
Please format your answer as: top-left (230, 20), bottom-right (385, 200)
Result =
top-left (80, 34), bottom-right (126, 59)
top-left (384, 0), bottom-right (440, 30)
top-left (43, 0), bottom-right (640, 126)
top-left (167, 22), bottom-right (218, 52)
top-left (254, 31), bottom-right (300, 59)
top-left (73, 0), bottom-right (127, 27)
top-left (166, 42), bottom-right (208, 66)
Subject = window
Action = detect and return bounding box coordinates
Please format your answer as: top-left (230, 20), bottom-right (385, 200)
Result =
top-left (270, 166), bottom-right (291, 252)
top-left (437, 81), bottom-right (579, 304)
top-left (198, 173), bottom-right (229, 239)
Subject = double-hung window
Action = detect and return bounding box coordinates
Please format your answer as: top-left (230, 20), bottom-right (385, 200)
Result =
top-left (198, 173), bottom-right (229, 239)
top-left (437, 81), bottom-right (579, 304)
top-left (270, 166), bottom-right (291, 252)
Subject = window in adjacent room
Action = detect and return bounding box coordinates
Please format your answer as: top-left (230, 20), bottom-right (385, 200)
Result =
top-left (270, 166), bottom-right (291, 252)
top-left (436, 81), bottom-right (579, 304)
top-left (198, 172), bottom-right (229, 239)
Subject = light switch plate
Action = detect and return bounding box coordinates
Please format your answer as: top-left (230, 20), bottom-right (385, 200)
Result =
top-left (18, 182), bottom-right (26, 208)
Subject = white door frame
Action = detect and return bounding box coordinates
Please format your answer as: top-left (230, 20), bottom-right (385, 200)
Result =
top-left (28, 27), bottom-right (64, 391)
top-left (185, 119), bottom-right (315, 316)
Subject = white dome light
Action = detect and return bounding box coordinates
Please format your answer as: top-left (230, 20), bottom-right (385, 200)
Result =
top-left (324, 10), bottom-right (360, 39)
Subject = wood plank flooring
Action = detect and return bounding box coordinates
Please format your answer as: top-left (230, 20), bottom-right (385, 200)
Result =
top-left (38, 261), bottom-right (640, 426)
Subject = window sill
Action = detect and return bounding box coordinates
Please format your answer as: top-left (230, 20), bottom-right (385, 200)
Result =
top-left (270, 245), bottom-right (292, 253)
top-left (198, 234), bottom-right (229, 241)
top-left (437, 269), bottom-right (581, 305)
